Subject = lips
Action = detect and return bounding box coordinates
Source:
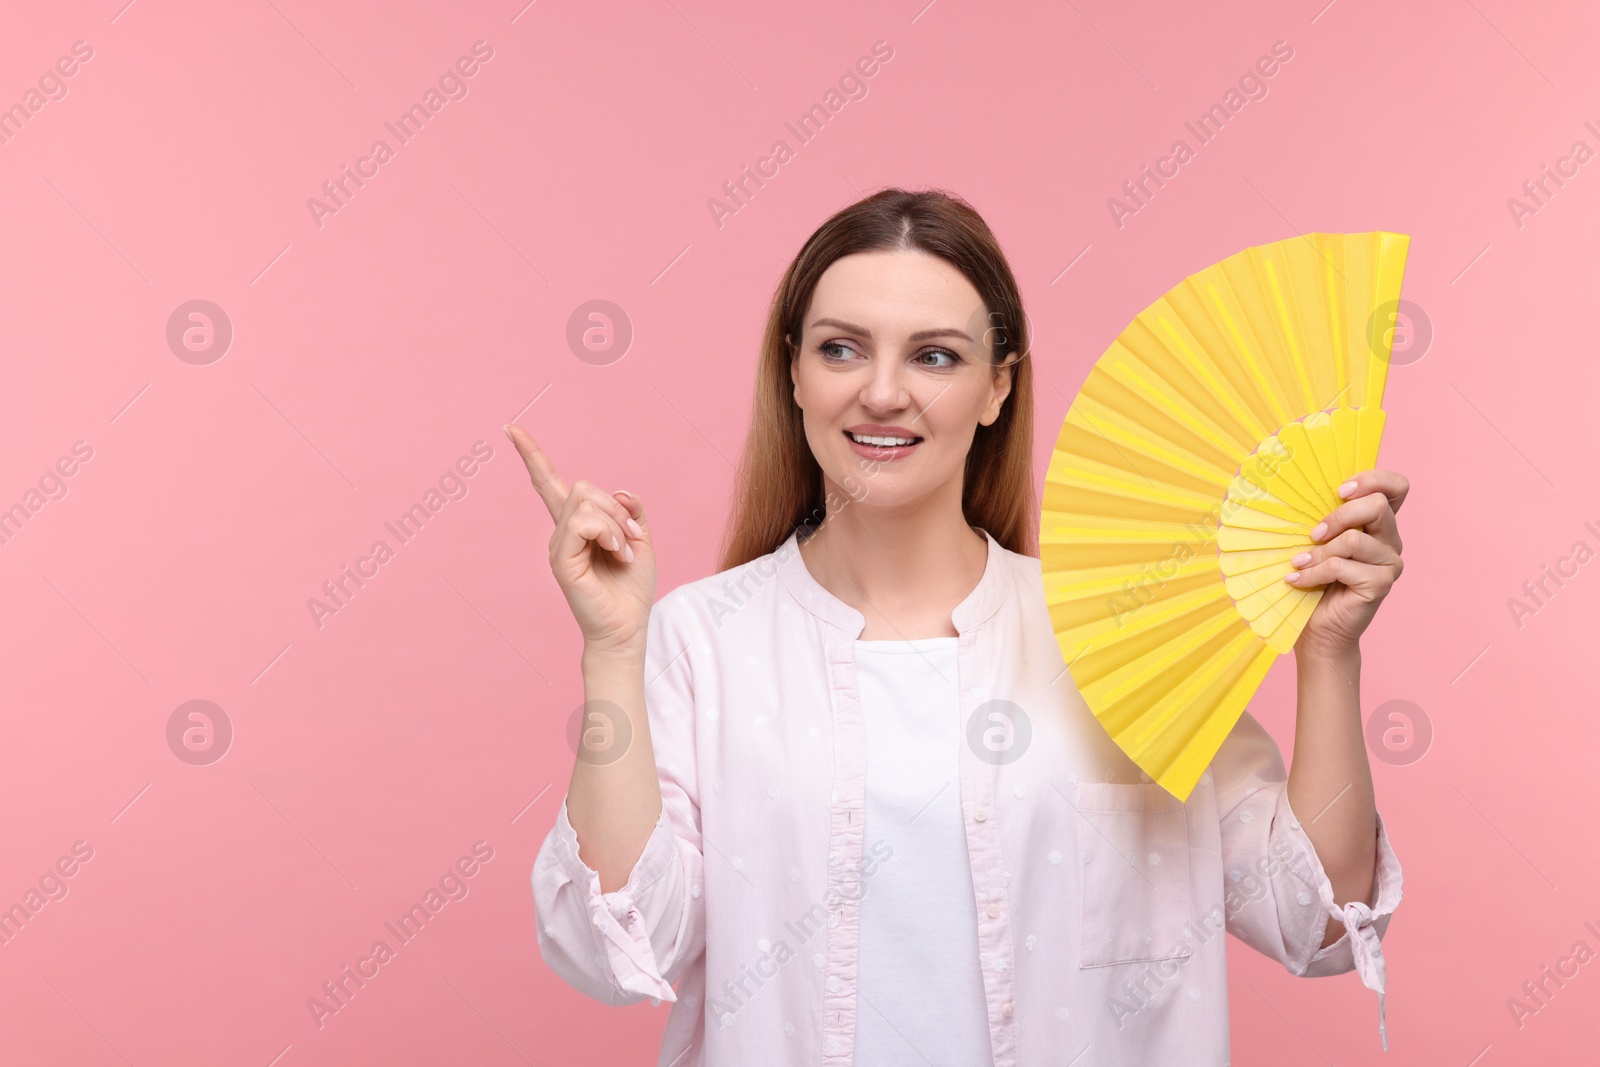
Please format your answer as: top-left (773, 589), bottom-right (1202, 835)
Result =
top-left (844, 428), bottom-right (922, 446)
top-left (843, 429), bottom-right (922, 459)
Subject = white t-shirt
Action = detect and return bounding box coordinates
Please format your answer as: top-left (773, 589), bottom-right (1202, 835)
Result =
top-left (852, 636), bottom-right (995, 1067)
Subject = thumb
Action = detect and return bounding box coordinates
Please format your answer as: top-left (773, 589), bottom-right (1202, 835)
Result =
top-left (613, 489), bottom-right (649, 537)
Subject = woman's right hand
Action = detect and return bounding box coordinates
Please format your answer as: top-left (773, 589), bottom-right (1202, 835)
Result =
top-left (506, 423), bottom-right (655, 655)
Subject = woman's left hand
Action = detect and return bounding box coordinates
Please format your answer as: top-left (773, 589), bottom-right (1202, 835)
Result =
top-left (1286, 468), bottom-right (1409, 656)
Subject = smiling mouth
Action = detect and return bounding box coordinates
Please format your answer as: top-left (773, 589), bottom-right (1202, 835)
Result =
top-left (844, 430), bottom-right (923, 447)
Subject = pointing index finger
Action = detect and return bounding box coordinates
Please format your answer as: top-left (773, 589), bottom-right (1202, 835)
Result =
top-left (505, 423), bottom-right (568, 521)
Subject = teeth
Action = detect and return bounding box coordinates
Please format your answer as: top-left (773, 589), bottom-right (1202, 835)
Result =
top-left (848, 431), bottom-right (918, 446)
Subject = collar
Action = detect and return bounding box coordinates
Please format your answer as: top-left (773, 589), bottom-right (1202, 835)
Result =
top-left (775, 524), bottom-right (1011, 638)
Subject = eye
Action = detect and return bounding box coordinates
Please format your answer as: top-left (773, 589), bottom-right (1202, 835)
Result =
top-left (818, 340), bottom-right (858, 363)
top-left (916, 347), bottom-right (961, 369)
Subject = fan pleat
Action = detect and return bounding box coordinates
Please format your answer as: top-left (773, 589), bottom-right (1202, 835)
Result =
top-left (1075, 597), bottom-right (1241, 718)
top-left (1238, 450), bottom-right (1326, 522)
top-left (1102, 347), bottom-right (1256, 463)
top-left (1066, 399), bottom-right (1231, 493)
top-left (1199, 275), bottom-right (1296, 431)
top-left (1274, 423), bottom-right (1342, 516)
top-left (1228, 251), bottom-right (1325, 424)
top-left (1226, 476), bottom-right (1322, 526)
top-left (1218, 502), bottom-right (1303, 534)
top-left (1153, 292), bottom-right (1277, 444)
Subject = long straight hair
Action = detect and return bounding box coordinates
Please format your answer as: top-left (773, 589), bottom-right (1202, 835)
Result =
top-left (716, 187), bottom-right (1036, 572)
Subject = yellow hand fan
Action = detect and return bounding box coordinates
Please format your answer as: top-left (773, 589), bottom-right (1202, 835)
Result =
top-left (1041, 231), bottom-right (1410, 803)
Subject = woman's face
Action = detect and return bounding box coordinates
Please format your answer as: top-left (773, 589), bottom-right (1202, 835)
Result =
top-left (790, 249), bottom-right (1015, 513)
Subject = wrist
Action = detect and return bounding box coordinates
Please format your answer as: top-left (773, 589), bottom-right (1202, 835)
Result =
top-left (582, 638), bottom-right (647, 665)
top-left (1295, 636), bottom-right (1362, 671)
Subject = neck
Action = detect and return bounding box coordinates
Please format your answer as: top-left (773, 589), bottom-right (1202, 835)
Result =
top-left (797, 486), bottom-right (988, 639)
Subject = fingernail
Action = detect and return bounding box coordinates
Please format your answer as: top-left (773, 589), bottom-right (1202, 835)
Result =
top-left (1310, 523), bottom-right (1328, 540)
top-left (1291, 552), bottom-right (1311, 567)
top-left (1337, 480), bottom-right (1358, 497)
top-left (625, 517), bottom-right (645, 539)
top-left (623, 543), bottom-right (635, 563)
top-left (1284, 571), bottom-right (1300, 583)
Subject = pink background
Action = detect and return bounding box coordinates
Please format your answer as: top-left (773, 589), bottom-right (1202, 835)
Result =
top-left (2, 0), bottom-right (1595, 1063)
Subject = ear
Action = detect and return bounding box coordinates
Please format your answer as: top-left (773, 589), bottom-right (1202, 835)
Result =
top-left (979, 351), bottom-right (1017, 426)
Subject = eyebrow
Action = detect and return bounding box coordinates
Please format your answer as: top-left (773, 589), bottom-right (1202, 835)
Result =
top-left (807, 317), bottom-right (973, 344)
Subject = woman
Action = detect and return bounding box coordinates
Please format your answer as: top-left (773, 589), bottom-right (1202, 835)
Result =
top-left (516, 188), bottom-right (1404, 1066)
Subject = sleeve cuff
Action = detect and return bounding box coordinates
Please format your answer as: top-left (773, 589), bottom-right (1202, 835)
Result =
top-left (1278, 792), bottom-right (1404, 1050)
top-left (551, 795), bottom-right (681, 1003)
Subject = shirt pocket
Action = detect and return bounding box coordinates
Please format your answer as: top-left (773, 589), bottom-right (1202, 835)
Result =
top-left (1075, 781), bottom-right (1194, 968)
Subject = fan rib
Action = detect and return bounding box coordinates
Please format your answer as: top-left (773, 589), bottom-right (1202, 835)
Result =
top-left (1153, 312), bottom-right (1271, 446)
top-left (1201, 279), bottom-right (1294, 430)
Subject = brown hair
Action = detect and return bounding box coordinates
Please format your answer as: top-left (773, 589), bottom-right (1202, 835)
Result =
top-left (716, 187), bottom-right (1036, 572)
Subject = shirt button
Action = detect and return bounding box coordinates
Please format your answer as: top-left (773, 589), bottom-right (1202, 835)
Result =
top-left (1002, 1002), bottom-right (1014, 1018)
top-left (987, 905), bottom-right (1000, 918)
top-left (1297, 891), bottom-right (1313, 906)
top-left (974, 808), bottom-right (987, 822)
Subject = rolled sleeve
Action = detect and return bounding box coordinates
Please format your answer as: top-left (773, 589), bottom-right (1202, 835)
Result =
top-left (1284, 794), bottom-right (1403, 979)
top-left (1212, 711), bottom-right (1404, 1050)
top-left (529, 588), bottom-right (708, 1006)
top-left (532, 794), bottom-right (689, 1004)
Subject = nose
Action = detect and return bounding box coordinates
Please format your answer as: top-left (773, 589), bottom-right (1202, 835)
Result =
top-left (859, 354), bottom-right (910, 413)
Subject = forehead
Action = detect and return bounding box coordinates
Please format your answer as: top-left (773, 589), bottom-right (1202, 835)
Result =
top-left (805, 250), bottom-right (985, 334)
